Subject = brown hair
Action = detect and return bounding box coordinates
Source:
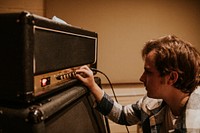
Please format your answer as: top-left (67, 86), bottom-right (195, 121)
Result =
top-left (142, 35), bottom-right (200, 93)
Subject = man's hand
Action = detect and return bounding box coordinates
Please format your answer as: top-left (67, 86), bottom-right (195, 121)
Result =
top-left (76, 65), bottom-right (104, 102)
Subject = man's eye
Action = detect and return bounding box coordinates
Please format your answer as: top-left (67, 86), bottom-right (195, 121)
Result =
top-left (145, 70), bottom-right (152, 74)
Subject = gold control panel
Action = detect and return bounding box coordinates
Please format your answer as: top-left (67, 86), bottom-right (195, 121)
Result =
top-left (34, 66), bottom-right (85, 96)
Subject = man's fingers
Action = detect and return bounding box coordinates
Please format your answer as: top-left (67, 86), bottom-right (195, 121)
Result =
top-left (79, 65), bottom-right (89, 70)
top-left (76, 74), bottom-right (84, 81)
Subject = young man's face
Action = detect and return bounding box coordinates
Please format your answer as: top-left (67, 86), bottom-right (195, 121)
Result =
top-left (140, 50), bottom-right (168, 99)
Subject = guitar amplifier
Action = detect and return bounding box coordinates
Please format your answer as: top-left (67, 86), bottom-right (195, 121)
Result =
top-left (0, 11), bottom-right (98, 104)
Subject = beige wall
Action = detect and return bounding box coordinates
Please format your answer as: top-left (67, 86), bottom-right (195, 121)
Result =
top-left (1, 0), bottom-right (200, 84)
top-left (0, 0), bottom-right (44, 16)
top-left (45, 0), bottom-right (200, 84)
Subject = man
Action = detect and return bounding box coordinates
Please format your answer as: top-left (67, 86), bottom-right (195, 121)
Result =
top-left (76, 35), bottom-right (200, 132)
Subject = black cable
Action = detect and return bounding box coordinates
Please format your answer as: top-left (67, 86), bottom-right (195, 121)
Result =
top-left (91, 68), bottom-right (118, 103)
top-left (91, 68), bottom-right (130, 133)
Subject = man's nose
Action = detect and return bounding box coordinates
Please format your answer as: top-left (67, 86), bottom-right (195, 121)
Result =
top-left (139, 72), bottom-right (145, 83)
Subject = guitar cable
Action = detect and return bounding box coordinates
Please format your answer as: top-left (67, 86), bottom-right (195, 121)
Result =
top-left (91, 68), bottom-right (130, 133)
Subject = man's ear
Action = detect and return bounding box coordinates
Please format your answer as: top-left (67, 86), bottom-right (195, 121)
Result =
top-left (168, 71), bottom-right (178, 85)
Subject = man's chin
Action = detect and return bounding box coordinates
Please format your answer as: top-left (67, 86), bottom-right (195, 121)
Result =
top-left (147, 93), bottom-right (153, 98)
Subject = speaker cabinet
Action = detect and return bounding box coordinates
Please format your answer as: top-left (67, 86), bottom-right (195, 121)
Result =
top-left (0, 77), bottom-right (109, 133)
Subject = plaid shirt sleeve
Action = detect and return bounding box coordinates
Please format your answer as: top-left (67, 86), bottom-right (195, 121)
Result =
top-left (96, 92), bottom-right (141, 125)
top-left (95, 92), bottom-right (172, 132)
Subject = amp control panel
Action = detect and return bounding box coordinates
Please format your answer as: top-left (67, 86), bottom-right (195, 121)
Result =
top-left (34, 65), bottom-right (86, 96)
